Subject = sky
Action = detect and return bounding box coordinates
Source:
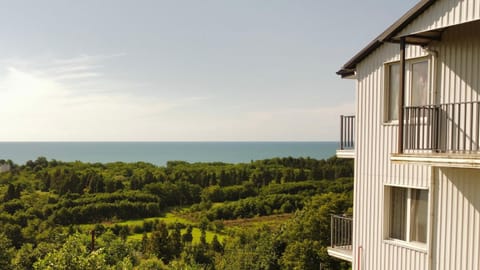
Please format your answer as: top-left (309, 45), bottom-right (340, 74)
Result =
top-left (0, 0), bottom-right (419, 141)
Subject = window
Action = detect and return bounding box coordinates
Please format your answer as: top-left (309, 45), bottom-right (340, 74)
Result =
top-left (410, 61), bottom-right (429, 106)
top-left (384, 58), bottom-right (430, 123)
top-left (385, 186), bottom-right (428, 245)
top-left (386, 63), bottom-right (400, 121)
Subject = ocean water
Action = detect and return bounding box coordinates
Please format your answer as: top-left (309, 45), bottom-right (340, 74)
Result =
top-left (0, 142), bottom-right (338, 165)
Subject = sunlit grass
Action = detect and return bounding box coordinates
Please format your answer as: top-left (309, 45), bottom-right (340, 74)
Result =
top-left (222, 213), bottom-right (293, 229)
top-left (116, 212), bottom-right (194, 227)
top-left (128, 227), bottom-right (225, 244)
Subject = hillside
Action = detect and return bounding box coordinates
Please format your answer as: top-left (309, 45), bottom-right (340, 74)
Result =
top-left (0, 156), bottom-right (353, 270)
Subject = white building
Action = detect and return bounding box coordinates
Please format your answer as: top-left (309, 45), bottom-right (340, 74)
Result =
top-left (328, 0), bottom-right (480, 269)
top-left (0, 163), bottom-right (10, 173)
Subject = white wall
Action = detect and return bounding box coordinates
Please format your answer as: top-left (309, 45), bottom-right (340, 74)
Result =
top-left (352, 10), bottom-right (480, 270)
top-left (432, 167), bottom-right (480, 270)
top-left (398, 0), bottom-right (480, 36)
top-left (354, 42), bottom-right (430, 270)
top-left (430, 20), bottom-right (480, 105)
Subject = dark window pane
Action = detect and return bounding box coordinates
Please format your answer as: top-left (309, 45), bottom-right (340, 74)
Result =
top-left (410, 189), bottom-right (428, 243)
top-left (389, 187), bottom-right (407, 240)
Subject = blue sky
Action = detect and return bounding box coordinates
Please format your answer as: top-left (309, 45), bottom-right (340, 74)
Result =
top-left (0, 0), bottom-right (418, 141)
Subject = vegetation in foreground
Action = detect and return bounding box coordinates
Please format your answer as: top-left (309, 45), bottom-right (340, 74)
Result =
top-left (0, 156), bottom-right (353, 269)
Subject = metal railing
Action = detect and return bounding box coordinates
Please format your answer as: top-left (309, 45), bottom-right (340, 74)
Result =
top-left (340, 115), bottom-right (355, 150)
top-left (330, 214), bottom-right (352, 250)
top-left (403, 101), bottom-right (480, 153)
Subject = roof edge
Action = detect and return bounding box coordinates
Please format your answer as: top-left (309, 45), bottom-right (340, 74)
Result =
top-left (337, 0), bottom-right (436, 76)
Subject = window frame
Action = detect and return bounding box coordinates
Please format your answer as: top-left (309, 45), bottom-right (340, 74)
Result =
top-left (383, 56), bottom-right (432, 124)
top-left (408, 58), bottom-right (431, 107)
top-left (384, 61), bottom-right (400, 124)
top-left (383, 185), bottom-right (430, 251)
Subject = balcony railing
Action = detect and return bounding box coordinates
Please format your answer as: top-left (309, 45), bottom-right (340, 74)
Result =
top-left (330, 214), bottom-right (352, 250)
top-left (403, 101), bottom-right (480, 153)
top-left (340, 115), bottom-right (355, 150)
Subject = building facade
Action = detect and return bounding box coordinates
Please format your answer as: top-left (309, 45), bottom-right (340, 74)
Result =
top-left (330, 0), bottom-right (480, 269)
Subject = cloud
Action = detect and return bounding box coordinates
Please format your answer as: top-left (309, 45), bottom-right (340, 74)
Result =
top-left (0, 57), bottom-right (189, 141)
top-left (0, 54), bottom-right (350, 141)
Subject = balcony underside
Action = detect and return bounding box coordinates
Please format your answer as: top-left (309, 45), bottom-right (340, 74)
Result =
top-left (391, 152), bottom-right (480, 169)
top-left (336, 149), bottom-right (355, 159)
top-left (327, 246), bottom-right (353, 262)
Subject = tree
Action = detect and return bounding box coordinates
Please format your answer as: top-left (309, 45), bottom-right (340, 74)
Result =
top-left (141, 232), bottom-right (149, 253)
top-left (211, 235), bottom-right (223, 253)
top-left (137, 257), bottom-right (168, 270)
top-left (182, 225), bottom-right (193, 244)
top-left (3, 224), bottom-right (24, 249)
top-left (3, 183), bottom-right (18, 202)
top-left (0, 233), bottom-right (13, 270)
top-left (278, 193), bottom-right (352, 270)
top-left (98, 230), bottom-right (133, 266)
top-left (280, 240), bottom-right (321, 270)
top-left (33, 233), bottom-right (108, 270)
top-left (169, 225), bottom-right (183, 258)
top-left (200, 228), bottom-right (207, 247)
top-left (12, 243), bottom-right (35, 270)
top-left (148, 222), bottom-right (171, 263)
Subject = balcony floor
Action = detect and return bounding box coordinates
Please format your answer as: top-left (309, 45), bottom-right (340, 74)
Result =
top-left (391, 152), bottom-right (480, 168)
top-left (327, 246), bottom-right (352, 262)
top-left (336, 149), bottom-right (355, 159)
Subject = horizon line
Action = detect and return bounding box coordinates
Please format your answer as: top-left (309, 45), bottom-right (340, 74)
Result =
top-left (0, 140), bottom-right (338, 143)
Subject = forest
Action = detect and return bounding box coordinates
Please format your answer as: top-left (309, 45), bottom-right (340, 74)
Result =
top-left (0, 156), bottom-right (353, 270)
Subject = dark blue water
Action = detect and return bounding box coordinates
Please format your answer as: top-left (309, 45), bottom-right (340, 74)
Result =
top-left (0, 142), bottom-right (338, 165)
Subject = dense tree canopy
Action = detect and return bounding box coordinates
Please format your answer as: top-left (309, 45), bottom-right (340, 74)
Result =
top-left (0, 156), bottom-right (353, 269)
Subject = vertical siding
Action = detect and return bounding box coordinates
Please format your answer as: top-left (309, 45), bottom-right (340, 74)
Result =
top-left (429, 21), bottom-right (480, 151)
top-left (349, 0), bottom-right (480, 268)
top-left (398, 0), bottom-right (480, 37)
top-left (353, 42), bottom-right (430, 270)
top-left (432, 167), bottom-right (480, 270)
top-left (430, 21), bottom-right (480, 104)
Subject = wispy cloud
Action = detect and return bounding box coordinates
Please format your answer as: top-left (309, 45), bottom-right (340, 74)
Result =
top-left (0, 54), bottom-right (209, 141)
top-left (38, 54), bottom-right (124, 82)
top-left (0, 53), bottom-right (348, 141)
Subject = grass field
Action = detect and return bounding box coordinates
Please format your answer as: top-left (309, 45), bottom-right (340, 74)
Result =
top-left (78, 211), bottom-right (194, 231)
top-left (128, 227), bottom-right (226, 244)
top-left (222, 213), bottom-right (293, 229)
top-left (116, 212), bottom-right (195, 227)
top-left (77, 208), bottom-right (290, 245)
top-left (78, 210), bottom-right (226, 244)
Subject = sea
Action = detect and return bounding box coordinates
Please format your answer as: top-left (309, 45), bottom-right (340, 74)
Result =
top-left (0, 142), bottom-right (338, 166)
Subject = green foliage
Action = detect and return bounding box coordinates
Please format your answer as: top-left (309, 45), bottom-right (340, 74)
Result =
top-left (12, 243), bottom-right (35, 270)
top-left (33, 233), bottom-right (108, 270)
top-left (147, 222), bottom-right (176, 263)
top-left (3, 183), bottom-right (20, 202)
top-left (182, 225), bottom-right (193, 244)
top-left (0, 233), bottom-right (13, 270)
top-left (206, 194), bottom-right (304, 220)
top-left (201, 183), bottom-right (257, 202)
top-left (279, 240), bottom-right (322, 270)
top-left (98, 230), bottom-right (135, 266)
top-left (137, 257), bottom-right (168, 270)
top-left (0, 156), bottom-right (353, 269)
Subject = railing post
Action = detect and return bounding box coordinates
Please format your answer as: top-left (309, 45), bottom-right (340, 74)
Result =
top-left (398, 37), bottom-right (406, 154)
top-left (340, 115), bottom-right (344, 150)
top-left (352, 116), bottom-right (355, 149)
top-left (331, 215), bottom-right (334, 247)
top-left (434, 105), bottom-right (440, 152)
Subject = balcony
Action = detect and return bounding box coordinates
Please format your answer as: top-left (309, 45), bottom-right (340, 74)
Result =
top-left (336, 115), bottom-right (355, 159)
top-left (392, 101), bottom-right (480, 168)
top-left (327, 214), bottom-right (353, 262)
